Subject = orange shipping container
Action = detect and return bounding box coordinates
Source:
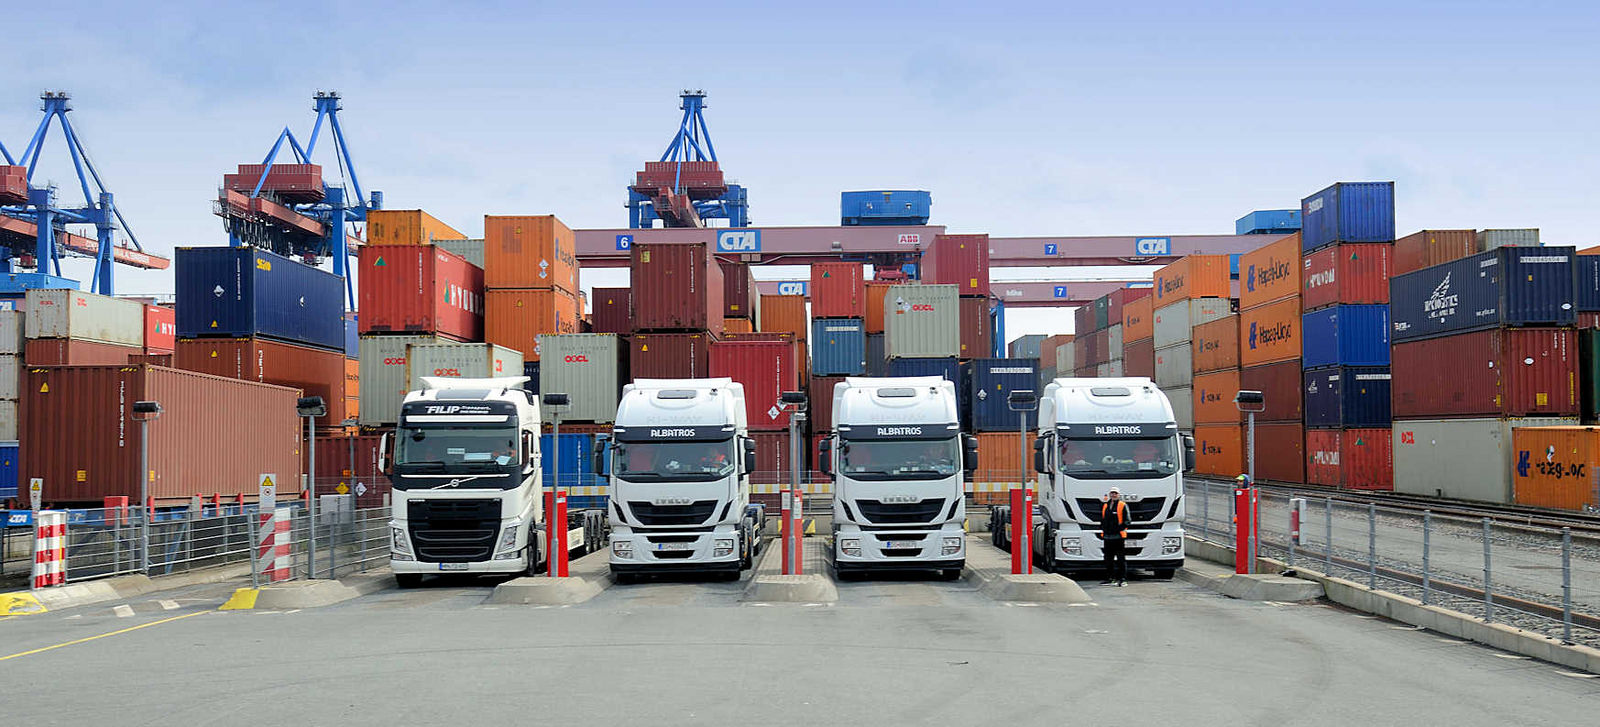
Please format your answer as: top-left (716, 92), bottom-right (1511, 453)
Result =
top-left (344, 358), bottom-right (360, 423)
top-left (485, 288), bottom-right (579, 362)
top-left (723, 317), bottom-right (754, 334)
top-left (482, 215), bottom-right (580, 292)
top-left (1154, 255), bottom-right (1231, 304)
top-left (972, 431), bottom-right (1035, 490)
top-left (1511, 426), bottom-right (1600, 511)
top-left (1194, 424), bottom-right (1244, 478)
top-left (864, 282), bottom-right (896, 333)
top-left (759, 294), bottom-right (808, 342)
top-left (1238, 233), bottom-right (1302, 310)
top-left (1191, 315), bottom-right (1239, 373)
top-left (365, 209), bottom-right (465, 246)
top-left (1122, 296), bottom-right (1153, 342)
top-left (1192, 370), bottom-right (1244, 424)
top-left (1238, 297), bottom-right (1301, 367)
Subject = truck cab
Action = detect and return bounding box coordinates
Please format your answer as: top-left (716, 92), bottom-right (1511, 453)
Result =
top-left (822, 376), bottom-right (976, 579)
top-left (605, 378), bottom-right (761, 582)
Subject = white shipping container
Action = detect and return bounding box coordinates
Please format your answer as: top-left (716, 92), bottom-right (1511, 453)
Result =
top-left (358, 334), bottom-right (446, 425)
top-left (1057, 341), bottom-right (1074, 370)
top-left (1104, 359), bottom-right (1124, 377)
top-left (1154, 343), bottom-right (1193, 388)
top-left (0, 400), bottom-right (15, 440)
top-left (1392, 417), bottom-right (1576, 504)
top-left (24, 289), bottom-right (145, 346)
top-left (1477, 229), bottom-right (1539, 250)
top-left (1107, 324), bottom-right (1124, 355)
top-left (1165, 386), bottom-right (1194, 430)
top-left (536, 334), bottom-right (623, 422)
top-left (0, 354), bottom-right (17, 400)
top-left (1153, 298), bottom-right (1232, 350)
top-left (405, 343), bottom-right (523, 394)
top-left (885, 284), bottom-right (960, 359)
top-left (0, 310), bottom-right (22, 354)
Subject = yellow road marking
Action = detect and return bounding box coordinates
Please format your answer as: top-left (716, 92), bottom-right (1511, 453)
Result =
top-left (219, 588), bottom-right (260, 611)
top-left (0, 611), bottom-right (208, 662)
top-left (0, 592), bottom-right (47, 617)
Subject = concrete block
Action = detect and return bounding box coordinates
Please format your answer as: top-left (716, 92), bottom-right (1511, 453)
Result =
top-left (250, 579), bottom-right (364, 609)
top-left (979, 573), bottom-right (1093, 604)
top-left (487, 576), bottom-right (604, 606)
top-left (1218, 573), bottom-right (1324, 602)
top-left (742, 574), bottom-right (838, 603)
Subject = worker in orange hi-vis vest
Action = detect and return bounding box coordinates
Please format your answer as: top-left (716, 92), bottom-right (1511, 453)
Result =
top-left (1099, 487), bottom-right (1131, 586)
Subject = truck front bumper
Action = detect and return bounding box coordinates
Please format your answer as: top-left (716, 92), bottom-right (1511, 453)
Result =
top-left (391, 554), bottom-right (528, 576)
top-left (608, 530), bottom-right (741, 573)
top-left (833, 525), bottom-right (965, 571)
top-left (1044, 522), bottom-right (1185, 573)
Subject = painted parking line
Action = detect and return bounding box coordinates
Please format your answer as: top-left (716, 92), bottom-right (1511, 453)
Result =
top-left (0, 611), bottom-right (209, 663)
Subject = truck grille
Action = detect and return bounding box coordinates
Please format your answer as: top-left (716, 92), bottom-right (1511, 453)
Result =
top-left (407, 498), bottom-right (501, 563)
top-left (855, 498), bottom-right (947, 525)
top-left (626, 500), bottom-right (718, 526)
top-left (1076, 497), bottom-right (1168, 523)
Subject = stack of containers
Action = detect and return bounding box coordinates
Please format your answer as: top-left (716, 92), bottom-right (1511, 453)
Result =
top-left (629, 241), bottom-right (722, 379)
top-left (484, 215), bottom-right (581, 364)
top-left (1189, 311), bottom-right (1241, 478)
top-left (537, 332), bottom-right (626, 498)
top-left (1300, 187), bottom-right (1397, 491)
top-left (1100, 287), bottom-right (1149, 377)
top-left (23, 289), bottom-right (145, 367)
top-left (720, 262), bottom-right (760, 334)
top-left (1152, 255), bottom-right (1234, 434)
top-left (1008, 334), bottom-right (1046, 360)
top-left (711, 332), bottom-right (803, 488)
top-left (1389, 244), bottom-right (1581, 504)
top-left (969, 357), bottom-right (1040, 503)
top-left (864, 279), bottom-right (897, 376)
top-left (1121, 294), bottom-right (1155, 379)
top-left (1038, 333), bottom-right (1072, 391)
top-left (920, 235), bottom-right (993, 361)
top-left (810, 262), bottom-right (866, 378)
top-left (883, 282), bottom-right (964, 421)
top-left (0, 308), bottom-right (21, 451)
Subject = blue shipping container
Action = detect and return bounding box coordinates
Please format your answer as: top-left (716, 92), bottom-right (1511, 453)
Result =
top-left (1303, 366), bottom-right (1391, 428)
top-left (0, 441), bottom-right (17, 501)
top-left (343, 314), bottom-right (359, 359)
top-left (886, 357), bottom-right (971, 420)
top-left (866, 333), bottom-right (888, 377)
top-left (523, 361), bottom-right (541, 394)
top-left (1236, 209), bottom-right (1302, 235)
top-left (1577, 255), bottom-right (1600, 312)
top-left (541, 433), bottom-right (595, 489)
top-left (175, 246), bottom-right (345, 351)
top-left (811, 318), bottom-right (867, 376)
top-left (1390, 246), bottom-right (1577, 342)
top-left (1301, 305), bottom-right (1391, 368)
top-left (1300, 182), bottom-right (1395, 252)
top-left (840, 190), bottom-right (932, 226)
top-left (969, 358), bottom-right (1041, 432)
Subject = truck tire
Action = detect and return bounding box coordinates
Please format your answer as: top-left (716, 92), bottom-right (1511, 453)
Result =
top-left (940, 568), bottom-right (962, 581)
top-left (395, 574), bottom-right (422, 589)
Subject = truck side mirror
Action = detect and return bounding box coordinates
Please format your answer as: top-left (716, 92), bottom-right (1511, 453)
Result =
top-left (1182, 433), bottom-right (1196, 474)
top-left (818, 438), bottom-right (833, 477)
top-left (522, 431), bottom-right (537, 474)
top-left (378, 431), bottom-right (394, 475)
top-left (743, 437), bottom-right (757, 475)
top-left (963, 434), bottom-right (978, 473)
top-left (1033, 437), bottom-right (1048, 475)
top-left (593, 439), bottom-right (607, 475)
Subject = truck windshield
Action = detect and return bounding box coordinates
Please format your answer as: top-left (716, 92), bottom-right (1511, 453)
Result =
top-left (1058, 437), bottom-right (1178, 479)
top-left (395, 426), bottom-right (520, 476)
top-left (840, 438), bottom-right (961, 480)
top-left (615, 440), bottom-right (736, 482)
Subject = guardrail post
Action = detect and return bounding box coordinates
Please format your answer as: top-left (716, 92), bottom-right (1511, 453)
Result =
top-left (1201, 480), bottom-right (1210, 540)
top-left (1324, 497), bottom-right (1333, 576)
top-left (1421, 511), bottom-right (1432, 606)
top-left (1481, 518), bottom-right (1493, 623)
top-left (1366, 503), bottom-right (1376, 589)
top-left (247, 513), bottom-right (260, 588)
top-left (1561, 527), bottom-right (1572, 643)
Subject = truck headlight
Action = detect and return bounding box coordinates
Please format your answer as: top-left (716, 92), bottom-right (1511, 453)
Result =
top-left (840, 538), bottom-right (861, 557)
top-left (1061, 536), bottom-right (1081, 556)
top-left (1162, 536), bottom-right (1182, 556)
top-left (391, 526), bottom-right (413, 557)
top-left (714, 538), bottom-right (735, 557)
top-left (612, 540), bottom-right (633, 559)
top-left (496, 520), bottom-right (522, 553)
top-left (941, 537), bottom-right (963, 556)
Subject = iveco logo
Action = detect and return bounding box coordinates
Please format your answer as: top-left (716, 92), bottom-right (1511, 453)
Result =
top-left (717, 230), bottom-right (761, 252)
top-left (877, 426), bottom-right (924, 436)
top-left (882, 495), bottom-right (920, 504)
top-left (652, 498), bottom-right (694, 506)
top-left (651, 428), bottom-right (697, 437)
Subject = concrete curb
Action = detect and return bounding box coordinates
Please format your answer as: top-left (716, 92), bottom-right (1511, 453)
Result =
top-left (741, 542), bottom-right (837, 603)
top-left (1218, 573), bottom-right (1325, 602)
top-left (1185, 535), bottom-right (1600, 675)
top-left (219, 572), bottom-right (393, 611)
top-left (486, 576), bottom-right (605, 606)
top-left (968, 570), bottom-right (1094, 603)
top-left (2, 562), bottom-right (256, 616)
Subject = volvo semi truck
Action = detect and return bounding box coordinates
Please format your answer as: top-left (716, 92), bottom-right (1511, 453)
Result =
top-left (820, 376), bottom-right (977, 579)
top-left (994, 377), bottom-right (1194, 579)
top-left (605, 378), bottom-right (762, 583)
top-left (381, 376), bottom-right (605, 587)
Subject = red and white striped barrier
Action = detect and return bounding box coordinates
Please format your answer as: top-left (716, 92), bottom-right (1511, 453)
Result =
top-left (256, 508), bottom-right (293, 583)
top-left (32, 511), bottom-right (67, 590)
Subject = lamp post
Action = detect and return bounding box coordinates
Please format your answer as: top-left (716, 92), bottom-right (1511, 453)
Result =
top-left (1007, 390), bottom-right (1038, 492)
top-left (542, 393), bottom-right (570, 576)
top-left (131, 400), bottom-right (162, 574)
top-left (779, 391), bottom-right (808, 576)
top-left (1233, 390), bottom-right (1266, 482)
top-left (297, 396), bottom-right (327, 578)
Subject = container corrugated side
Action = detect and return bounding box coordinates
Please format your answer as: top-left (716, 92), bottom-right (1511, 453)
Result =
top-left (536, 334), bottom-right (625, 423)
top-left (1391, 328), bottom-right (1578, 418)
top-left (1193, 369), bottom-right (1243, 424)
top-left (866, 333), bottom-right (888, 376)
top-left (24, 339), bottom-right (141, 366)
top-left (174, 337), bottom-right (350, 428)
top-left (1583, 330), bottom-right (1600, 423)
top-left (144, 305), bottom-right (176, 354)
top-left (1153, 298), bottom-right (1232, 349)
top-left (1302, 243), bottom-right (1392, 310)
top-left (1194, 424), bottom-right (1244, 477)
top-left (1008, 334), bottom-right (1046, 360)
top-left (1239, 297), bottom-right (1302, 367)
top-left (1093, 295), bottom-right (1111, 331)
top-left (1241, 360), bottom-right (1304, 422)
top-left (1154, 255), bottom-right (1232, 305)
top-left (485, 288), bottom-right (579, 361)
top-left (1105, 287), bottom-right (1149, 332)
top-left (1393, 229), bottom-right (1478, 277)
top-left (1106, 324), bottom-right (1124, 360)
top-left (174, 247), bottom-right (344, 351)
top-left (1479, 229), bottom-right (1540, 250)
top-left (1254, 422), bottom-right (1305, 484)
top-left (434, 238), bottom-right (486, 268)
top-left (630, 333), bottom-right (714, 380)
top-left (1510, 426), bottom-right (1600, 510)
top-left (1301, 305), bottom-right (1390, 368)
top-left (1300, 181), bottom-right (1395, 252)
top-left (759, 295), bottom-right (808, 342)
top-left (808, 376), bottom-right (849, 432)
top-left (959, 296), bottom-right (992, 359)
top-left (0, 400), bottom-right (13, 440)
top-left (1123, 296), bottom-right (1153, 341)
top-left (591, 287), bottom-right (631, 334)
top-left (886, 357), bottom-right (970, 419)
top-left (1303, 366), bottom-right (1391, 428)
top-left (750, 431), bottom-right (804, 488)
top-left (1166, 386), bottom-right (1193, 430)
top-left (969, 358), bottom-right (1040, 431)
top-left (811, 318), bottom-right (867, 376)
top-left (972, 430), bottom-right (1034, 490)
top-left (24, 289), bottom-right (144, 346)
top-left (631, 242), bottom-right (724, 334)
top-left (1239, 233), bottom-right (1303, 309)
top-left (711, 338), bottom-right (802, 431)
top-left (1154, 343), bottom-right (1193, 388)
top-left (1393, 417), bottom-right (1578, 503)
top-left (482, 215), bottom-right (579, 292)
top-left (884, 284), bottom-right (959, 359)
top-left (1390, 246), bottom-right (1577, 342)
top-left (0, 354), bottom-right (17, 400)
top-left (1305, 429), bottom-right (1342, 487)
top-left (357, 335), bottom-right (446, 425)
top-left (357, 245), bottom-right (483, 341)
top-left (0, 310), bottom-right (21, 354)
top-left (1191, 316), bottom-right (1239, 373)
top-left (920, 234), bottom-right (990, 297)
top-left (720, 262), bottom-right (759, 319)
top-left (865, 282), bottom-right (897, 333)
top-left (1124, 338), bottom-right (1155, 379)
top-left (809, 262), bottom-right (865, 319)
top-left (1341, 428), bottom-right (1393, 491)
top-left (405, 343), bottom-right (522, 392)
top-left (366, 209), bottom-right (466, 246)
top-left (1075, 305), bottom-right (1095, 335)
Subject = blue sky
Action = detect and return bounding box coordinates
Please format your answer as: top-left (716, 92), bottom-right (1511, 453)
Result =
top-left (5, 1), bottom-right (1597, 337)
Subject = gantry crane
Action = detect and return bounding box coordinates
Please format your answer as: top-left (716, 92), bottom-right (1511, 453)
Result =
top-left (627, 90), bottom-right (748, 228)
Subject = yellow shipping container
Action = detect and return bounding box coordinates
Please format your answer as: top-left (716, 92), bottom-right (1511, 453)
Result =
top-left (366, 209), bottom-right (466, 246)
top-left (1511, 426), bottom-right (1600, 511)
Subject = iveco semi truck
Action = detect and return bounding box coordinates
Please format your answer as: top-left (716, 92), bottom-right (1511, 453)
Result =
top-left (821, 376), bottom-right (976, 579)
top-left (605, 378), bottom-right (763, 583)
top-left (994, 377), bottom-right (1194, 579)
top-left (381, 376), bottom-right (605, 587)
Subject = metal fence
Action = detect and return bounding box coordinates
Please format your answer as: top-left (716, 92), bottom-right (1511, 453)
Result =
top-left (247, 503), bottom-right (392, 587)
top-left (1184, 479), bottom-right (1599, 645)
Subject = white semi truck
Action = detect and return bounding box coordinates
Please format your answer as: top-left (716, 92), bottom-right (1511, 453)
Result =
top-left (604, 378), bottom-right (763, 583)
top-left (820, 376), bottom-right (977, 579)
top-left (994, 377), bottom-right (1194, 579)
top-left (381, 376), bottom-right (606, 587)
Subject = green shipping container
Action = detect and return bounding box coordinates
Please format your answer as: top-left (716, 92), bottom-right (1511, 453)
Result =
top-left (1093, 295), bottom-right (1111, 331)
top-left (1582, 330), bottom-right (1600, 424)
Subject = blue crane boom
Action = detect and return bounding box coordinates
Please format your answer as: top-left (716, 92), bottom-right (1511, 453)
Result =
top-left (627, 90), bottom-right (749, 229)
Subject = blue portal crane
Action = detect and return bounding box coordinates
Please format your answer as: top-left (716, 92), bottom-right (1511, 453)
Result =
top-left (215, 91), bottom-right (379, 306)
top-left (627, 90), bottom-right (749, 228)
top-left (0, 91), bottom-right (169, 295)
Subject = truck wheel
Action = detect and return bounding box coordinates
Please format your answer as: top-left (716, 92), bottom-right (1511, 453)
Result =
top-left (395, 574), bottom-right (422, 589)
top-left (940, 568), bottom-right (963, 581)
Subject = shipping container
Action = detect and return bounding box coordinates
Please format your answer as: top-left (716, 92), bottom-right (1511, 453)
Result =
top-left (1303, 428), bottom-right (1341, 488)
top-left (864, 282), bottom-right (896, 333)
top-left (523, 361), bottom-right (541, 394)
top-left (631, 242), bottom-right (724, 334)
top-left (24, 338), bottom-right (142, 366)
top-left (1074, 333), bottom-right (1093, 370)
top-left (24, 289), bottom-right (144, 347)
top-left (1100, 360), bottom-right (1126, 377)
top-left (174, 247), bottom-right (344, 351)
top-left (810, 262), bottom-right (865, 319)
top-left (435, 238), bottom-right (485, 268)
top-left (968, 358), bottom-right (1040, 431)
top-left (1302, 243), bottom-right (1392, 310)
top-left (1009, 334), bottom-right (1046, 360)
top-left (1301, 305), bottom-right (1390, 368)
top-left (1106, 324), bottom-right (1124, 360)
top-left (811, 318), bottom-right (867, 376)
top-left (1300, 181), bottom-right (1395, 252)
top-left (1390, 246), bottom-right (1577, 342)
top-left (357, 245), bottom-right (483, 341)
top-left (313, 430), bottom-right (386, 502)
top-left (719, 261), bottom-right (759, 321)
top-left (591, 287), bottom-right (631, 334)
top-left (866, 333), bottom-right (887, 376)
top-left (808, 375), bottom-right (848, 432)
top-left (1393, 417), bottom-right (1577, 503)
top-left (1124, 338), bottom-right (1155, 379)
top-left (0, 354), bottom-right (16, 400)
top-left (1040, 334), bottom-right (1071, 370)
top-left (365, 209), bottom-right (465, 246)
top-left (482, 215), bottom-right (579, 292)
top-left (20, 366), bottom-right (302, 504)
top-left (1154, 255), bottom-right (1232, 306)
top-left (885, 357), bottom-right (970, 421)
top-left (1154, 343), bottom-right (1193, 389)
top-left (1191, 316), bottom-right (1239, 373)
top-left (1167, 386), bottom-right (1194, 430)
top-left (920, 234), bottom-right (990, 297)
top-left (722, 318), bottom-right (752, 334)
top-left (1252, 422), bottom-right (1306, 483)
top-left (485, 288), bottom-right (578, 361)
top-left (1104, 288), bottom-right (1150, 334)
top-left (1194, 424), bottom-right (1244, 477)
top-left (1303, 366), bottom-right (1391, 428)
top-left (711, 338), bottom-right (802, 431)
top-left (1239, 233), bottom-right (1303, 310)
top-left (1123, 296), bottom-right (1153, 342)
top-left (1240, 360), bottom-right (1305, 422)
top-left (1192, 369), bottom-right (1243, 424)
top-left (1579, 256), bottom-right (1600, 313)
top-left (405, 342), bottom-right (521, 395)
top-left (750, 431), bottom-right (804, 486)
top-left (630, 332), bottom-right (714, 380)
top-left (0, 440), bottom-right (16, 500)
top-left (1239, 297), bottom-right (1302, 367)
top-left (144, 305), bottom-right (175, 354)
top-left (357, 335), bottom-right (447, 426)
top-left (0, 310), bottom-right (21, 354)
top-left (1479, 229), bottom-right (1540, 250)
top-left (541, 433), bottom-right (600, 490)
top-left (343, 313), bottom-right (358, 359)
top-left (1393, 229), bottom-right (1478, 277)
top-left (1092, 295), bottom-right (1111, 331)
top-left (536, 334), bottom-right (625, 423)
top-left (174, 337), bottom-right (351, 428)
top-left (759, 294), bottom-right (808, 342)
top-left (884, 284), bottom-right (960, 359)
top-left (1153, 298), bottom-right (1233, 349)
top-left (1075, 305), bottom-right (1095, 335)
top-left (0, 400), bottom-right (13, 440)
top-left (1391, 328), bottom-right (1578, 418)
top-left (972, 430), bottom-right (1035, 490)
top-left (1510, 426), bottom-right (1600, 510)
top-left (959, 296), bottom-right (992, 359)
top-left (1584, 330), bottom-right (1600, 423)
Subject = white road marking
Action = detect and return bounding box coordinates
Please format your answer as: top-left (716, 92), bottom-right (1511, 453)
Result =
top-left (158, 600), bottom-right (179, 611)
top-left (1436, 638), bottom-right (1467, 644)
top-left (1557, 671), bottom-right (1599, 679)
top-left (1389, 625), bottom-right (1425, 631)
top-left (112, 605), bottom-right (134, 618)
top-left (1492, 654), bottom-right (1530, 660)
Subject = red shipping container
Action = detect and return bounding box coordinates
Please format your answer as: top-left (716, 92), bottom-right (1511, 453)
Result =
top-left (1091, 328), bottom-right (1112, 366)
top-left (20, 366), bottom-right (302, 505)
top-left (1123, 338), bottom-right (1155, 378)
top-left (358, 245), bottom-right (482, 340)
top-left (959, 296), bottom-right (992, 359)
top-left (629, 332), bottom-right (714, 379)
top-left (1075, 305), bottom-right (1095, 335)
top-left (1304, 428), bottom-right (1342, 487)
top-left (144, 304), bottom-right (176, 354)
top-left (810, 262), bottom-right (865, 318)
top-left (1105, 287), bottom-right (1151, 331)
top-left (1394, 229), bottom-right (1478, 276)
top-left (710, 339), bottom-right (802, 431)
top-left (1306, 429), bottom-right (1393, 490)
top-left (750, 431), bottom-right (803, 486)
top-left (1074, 331), bottom-right (1093, 370)
top-left (314, 432), bottom-right (390, 508)
top-left (1240, 360), bottom-right (1304, 422)
top-left (808, 375), bottom-right (847, 432)
top-left (1302, 243), bottom-right (1392, 311)
top-left (1391, 328), bottom-right (1579, 418)
top-left (720, 261), bottom-right (759, 319)
top-left (0, 164), bottom-right (28, 205)
top-left (591, 287), bottom-right (631, 334)
top-left (864, 282), bottom-right (896, 333)
top-left (631, 242), bottom-right (724, 334)
top-left (920, 234), bottom-right (990, 297)
top-left (25, 339), bottom-right (141, 366)
top-left (1254, 422), bottom-right (1306, 484)
top-left (175, 337), bottom-right (351, 428)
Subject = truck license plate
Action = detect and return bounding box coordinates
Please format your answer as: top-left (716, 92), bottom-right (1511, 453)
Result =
top-left (655, 542), bottom-right (694, 552)
top-left (885, 541), bottom-right (921, 550)
top-left (438, 563), bottom-right (469, 571)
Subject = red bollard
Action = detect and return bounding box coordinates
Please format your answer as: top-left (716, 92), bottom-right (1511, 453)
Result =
top-left (780, 490), bottom-right (793, 575)
top-left (790, 488), bottom-right (804, 576)
top-left (1234, 484), bottom-right (1258, 574)
top-left (103, 496), bottom-right (129, 526)
top-left (545, 489), bottom-right (569, 577)
top-left (1010, 488), bottom-right (1033, 575)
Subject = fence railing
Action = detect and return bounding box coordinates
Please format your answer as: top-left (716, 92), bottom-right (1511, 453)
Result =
top-left (246, 504), bottom-right (392, 587)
